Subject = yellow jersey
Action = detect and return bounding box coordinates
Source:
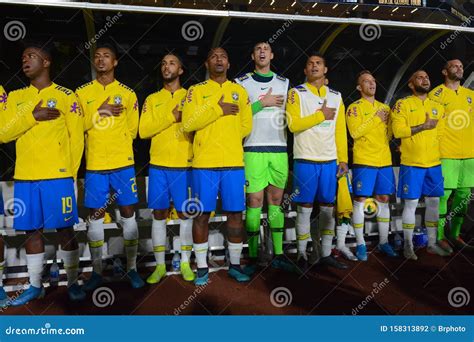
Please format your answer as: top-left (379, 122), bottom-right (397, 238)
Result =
top-left (139, 88), bottom-right (193, 168)
top-left (76, 79), bottom-right (139, 171)
top-left (182, 79), bottom-right (252, 168)
top-left (429, 84), bottom-right (474, 159)
top-left (2, 83), bottom-right (84, 180)
top-left (346, 97), bottom-right (392, 167)
top-left (391, 95), bottom-right (445, 168)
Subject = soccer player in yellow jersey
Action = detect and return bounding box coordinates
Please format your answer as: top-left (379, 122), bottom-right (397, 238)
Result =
top-left (391, 70), bottom-right (447, 260)
top-left (345, 71), bottom-right (397, 261)
top-left (139, 53), bottom-right (195, 283)
top-left (286, 53), bottom-right (349, 270)
top-left (182, 47), bottom-right (252, 285)
top-left (1, 44), bottom-right (85, 306)
top-left (429, 59), bottom-right (474, 252)
top-left (76, 43), bottom-right (144, 290)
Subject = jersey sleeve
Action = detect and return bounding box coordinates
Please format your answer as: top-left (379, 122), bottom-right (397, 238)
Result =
top-left (286, 88), bottom-right (325, 133)
top-left (64, 93), bottom-right (84, 179)
top-left (0, 91), bottom-right (37, 143)
top-left (436, 103), bottom-right (446, 138)
top-left (126, 91), bottom-right (139, 139)
top-left (75, 89), bottom-right (94, 132)
top-left (182, 85), bottom-right (224, 132)
top-left (239, 88), bottom-right (252, 138)
top-left (346, 103), bottom-right (383, 139)
top-left (138, 94), bottom-right (176, 139)
top-left (391, 99), bottom-right (411, 138)
top-left (335, 100), bottom-right (348, 163)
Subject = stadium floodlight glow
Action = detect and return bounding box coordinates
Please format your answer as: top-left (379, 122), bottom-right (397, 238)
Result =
top-left (373, 5), bottom-right (379, 12)
top-left (352, 4), bottom-right (358, 10)
top-left (291, 1), bottom-right (296, 7)
top-left (411, 8), bottom-right (418, 13)
top-left (332, 4), bottom-right (338, 9)
top-left (312, 2), bottom-right (317, 8)
top-left (392, 7), bottom-right (398, 13)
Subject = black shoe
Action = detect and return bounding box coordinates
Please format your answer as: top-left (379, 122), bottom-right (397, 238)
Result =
top-left (319, 256), bottom-right (349, 270)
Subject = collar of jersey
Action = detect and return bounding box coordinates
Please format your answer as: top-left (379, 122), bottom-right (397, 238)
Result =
top-left (305, 82), bottom-right (327, 98)
top-left (251, 70), bottom-right (274, 83)
top-left (29, 82), bottom-right (56, 93)
top-left (93, 79), bottom-right (118, 90)
top-left (207, 78), bottom-right (230, 87)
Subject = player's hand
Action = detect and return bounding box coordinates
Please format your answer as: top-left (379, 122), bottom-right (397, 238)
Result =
top-left (98, 96), bottom-right (123, 117)
top-left (337, 162), bottom-right (349, 178)
top-left (219, 95), bottom-right (239, 116)
top-left (376, 108), bottom-right (389, 123)
top-left (321, 100), bottom-right (336, 120)
top-left (422, 112), bottom-right (438, 130)
top-left (260, 87), bottom-right (285, 108)
top-left (172, 104), bottom-right (182, 122)
top-left (32, 100), bottom-right (60, 121)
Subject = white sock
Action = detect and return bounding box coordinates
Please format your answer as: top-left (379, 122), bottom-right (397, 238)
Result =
top-left (402, 199), bottom-right (418, 247)
top-left (122, 213), bottom-right (139, 271)
top-left (62, 249), bottom-right (80, 287)
top-left (424, 197), bottom-right (440, 247)
top-left (336, 225), bottom-right (348, 249)
top-left (194, 242), bottom-right (208, 269)
top-left (151, 218), bottom-right (167, 265)
top-left (296, 206), bottom-right (312, 259)
top-left (26, 253), bottom-right (44, 288)
top-left (0, 260), bottom-right (4, 287)
top-left (376, 201), bottom-right (390, 245)
top-left (353, 201), bottom-right (365, 245)
top-left (179, 219), bottom-right (193, 263)
top-left (319, 206), bottom-right (335, 257)
top-left (228, 241), bottom-right (243, 266)
top-left (88, 218), bottom-right (104, 275)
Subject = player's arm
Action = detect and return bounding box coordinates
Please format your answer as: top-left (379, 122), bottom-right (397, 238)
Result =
top-left (335, 101), bottom-right (348, 164)
top-left (391, 100), bottom-right (413, 138)
top-left (0, 92), bottom-right (37, 143)
top-left (182, 86), bottom-right (225, 132)
top-left (65, 93), bottom-right (85, 179)
top-left (126, 92), bottom-right (139, 139)
top-left (75, 91), bottom-right (94, 132)
top-left (346, 103), bottom-right (383, 139)
top-left (286, 89), bottom-right (325, 133)
top-left (239, 89), bottom-right (252, 138)
top-left (139, 95), bottom-right (176, 139)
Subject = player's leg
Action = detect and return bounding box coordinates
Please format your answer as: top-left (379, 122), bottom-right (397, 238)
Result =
top-left (438, 189), bottom-right (453, 251)
top-left (374, 166), bottom-right (397, 257)
top-left (336, 176), bottom-right (357, 261)
top-left (449, 187), bottom-right (472, 248)
top-left (83, 171), bottom-right (109, 291)
top-left (398, 165), bottom-right (422, 260)
top-left (221, 169), bottom-right (249, 282)
top-left (146, 168), bottom-right (170, 284)
top-left (438, 158), bottom-right (458, 252)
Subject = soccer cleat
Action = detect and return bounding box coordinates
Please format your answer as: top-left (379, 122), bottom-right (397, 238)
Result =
top-left (82, 272), bottom-right (103, 292)
top-left (0, 287), bottom-right (7, 307)
top-left (438, 239), bottom-right (454, 254)
top-left (127, 269), bottom-right (145, 289)
top-left (378, 243), bottom-right (398, 257)
top-left (194, 271), bottom-right (209, 286)
top-left (427, 244), bottom-right (451, 257)
top-left (403, 245), bottom-right (418, 260)
top-left (295, 256), bottom-right (309, 274)
top-left (146, 264), bottom-right (167, 284)
top-left (319, 256), bottom-right (348, 269)
top-left (271, 255), bottom-right (298, 273)
top-left (68, 283), bottom-right (86, 302)
top-left (9, 285), bottom-right (45, 307)
top-left (243, 263), bottom-right (258, 277)
top-left (180, 262), bottom-right (195, 282)
top-left (449, 237), bottom-right (474, 251)
top-left (336, 246), bottom-right (358, 261)
top-left (228, 266), bottom-right (250, 282)
top-left (356, 244), bottom-right (368, 261)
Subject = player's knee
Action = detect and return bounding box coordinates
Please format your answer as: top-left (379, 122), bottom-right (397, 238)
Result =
top-left (247, 193), bottom-right (264, 207)
top-left (57, 227), bottom-right (78, 250)
top-left (354, 196), bottom-right (366, 203)
top-left (153, 209), bottom-right (168, 220)
top-left (226, 212), bottom-right (243, 227)
top-left (119, 205), bottom-right (135, 218)
top-left (375, 195), bottom-right (389, 203)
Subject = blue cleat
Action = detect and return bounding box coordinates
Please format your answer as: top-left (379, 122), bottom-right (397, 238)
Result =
top-left (271, 256), bottom-right (298, 273)
top-left (228, 266), bottom-right (250, 282)
top-left (0, 287), bottom-right (7, 307)
top-left (82, 272), bottom-right (103, 292)
top-left (68, 283), bottom-right (86, 302)
top-left (194, 272), bottom-right (209, 286)
top-left (9, 285), bottom-right (45, 307)
top-left (127, 269), bottom-right (145, 289)
top-left (356, 244), bottom-right (368, 261)
top-left (378, 243), bottom-right (398, 257)
top-left (243, 263), bottom-right (258, 277)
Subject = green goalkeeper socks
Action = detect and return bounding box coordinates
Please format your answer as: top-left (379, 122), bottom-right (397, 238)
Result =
top-left (268, 205), bottom-right (284, 255)
top-left (246, 206), bottom-right (262, 258)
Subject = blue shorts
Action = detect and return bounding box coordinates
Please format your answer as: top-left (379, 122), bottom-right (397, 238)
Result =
top-left (192, 168), bottom-right (245, 212)
top-left (13, 178), bottom-right (78, 231)
top-left (148, 167), bottom-right (191, 211)
top-left (84, 166), bottom-right (138, 209)
top-left (352, 166), bottom-right (395, 197)
top-left (0, 191), bottom-right (4, 215)
top-left (398, 165), bottom-right (444, 199)
top-left (292, 160), bottom-right (337, 204)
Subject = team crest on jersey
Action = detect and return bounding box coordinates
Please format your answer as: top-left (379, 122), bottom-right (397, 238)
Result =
top-left (232, 92), bottom-right (239, 101)
top-left (432, 108), bottom-right (438, 117)
top-left (467, 96), bottom-right (472, 104)
top-left (403, 184), bottom-right (409, 194)
top-left (47, 98), bottom-right (57, 108)
top-left (113, 95), bottom-right (122, 105)
top-left (356, 181), bottom-right (363, 191)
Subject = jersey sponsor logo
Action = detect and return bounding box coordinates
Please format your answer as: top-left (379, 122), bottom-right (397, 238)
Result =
top-left (289, 89), bottom-right (296, 104)
top-left (410, 109), bottom-right (417, 112)
top-left (113, 95), bottom-right (122, 105)
top-left (64, 216), bottom-right (73, 222)
top-left (202, 95), bottom-right (212, 99)
top-left (59, 168), bottom-right (67, 172)
top-left (87, 99), bottom-right (95, 104)
top-left (54, 85), bottom-right (73, 96)
top-left (187, 88), bottom-right (194, 103)
top-left (232, 92), bottom-right (239, 101)
top-left (276, 75), bottom-right (286, 82)
top-left (433, 88), bottom-right (443, 97)
top-left (47, 98), bottom-right (57, 108)
top-left (261, 87), bottom-right (269, 91)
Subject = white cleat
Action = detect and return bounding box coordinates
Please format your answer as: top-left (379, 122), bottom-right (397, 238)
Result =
top-left (427, 244), bottom-right (451, 257)
top-left (403, 246), bottom-right (418, 260)
top-left (336, 246), bottom-right (358, 261)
